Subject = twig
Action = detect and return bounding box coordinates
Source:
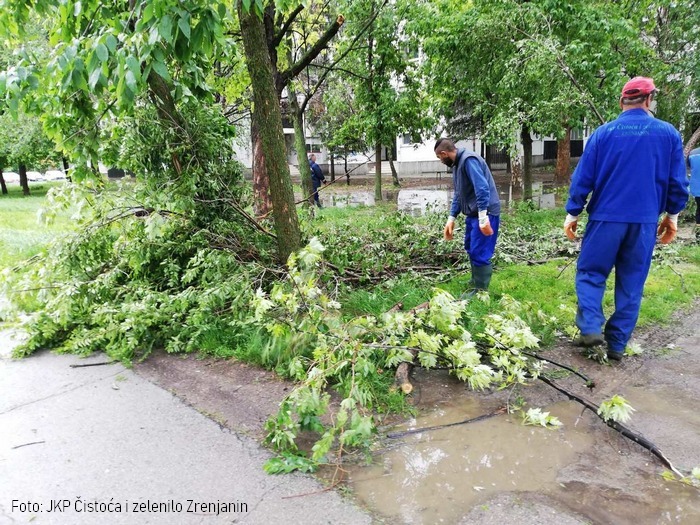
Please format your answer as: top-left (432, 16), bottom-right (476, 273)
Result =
top-left (12, 440), bottom-right (45, 449)
top-left (386, 406), bottom-right (507, 438)
top-left (69, 361), bottom-right (116, 368)
top-left (557, 255), bottom-right (578, 279)
top-left (521, 351), bottom-right (595, 389)
top-left (667, 265), bottom-right (686, 293)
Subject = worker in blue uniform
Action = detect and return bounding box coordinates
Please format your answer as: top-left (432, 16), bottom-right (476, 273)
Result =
top-left (436, 138), bottom-right (501, 295)
top-left (688, 147), bottom-right (700, 239)
top-left (309, 154), bottom-right (326, 207)
top-left (564, 77), bottom-right (689, 361)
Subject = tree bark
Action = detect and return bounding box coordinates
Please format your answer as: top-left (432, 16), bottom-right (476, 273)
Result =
top-left (389, 148), bottom-right (400, 187)
top-left (0, 169), bottom-right (7, 195)
top-left (555, 125), bottom-right (571, 184)
top-left (330, 154), bottom-right (335, 183)
top-left (374, 142), bottom-right (382, 201)
top-left (239, 4), bottom-right (301, 262)
top-left (19, 164), bottom-right (30, 196)
top-left (251, 122), bottom-right (273, 218)
top-left (289, 84), bottom-right (314, 208)
top-left (685, 125), bottom-right (700, 156)
top-left (521, 125), bottom-right (533, 201)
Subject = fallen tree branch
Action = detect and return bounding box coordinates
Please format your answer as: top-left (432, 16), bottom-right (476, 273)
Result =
top-left (538, 375), bottom-right (684, 477)
top-left (521, 351), bottom-right (595, 389)
top-left (387, 406), bottom-right (507, 438)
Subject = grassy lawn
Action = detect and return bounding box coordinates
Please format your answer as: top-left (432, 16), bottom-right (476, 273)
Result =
top-left (0, 183), bottom-right (73, 269)
top-left (331, 204), bottom-right (700, 342)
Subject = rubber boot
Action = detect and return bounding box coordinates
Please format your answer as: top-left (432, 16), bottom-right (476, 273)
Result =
top-left (472, 264), bottom-right (493, 291)
top-left (460, 264), bottom-right (492, 300)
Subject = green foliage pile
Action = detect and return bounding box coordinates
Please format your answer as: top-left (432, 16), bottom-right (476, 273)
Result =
top-left (252, 239), bottom-right (571, 473)
top-left (2, 102), bottom-right (275, 361)
top-left (307, 204), bottom-right (577, 283)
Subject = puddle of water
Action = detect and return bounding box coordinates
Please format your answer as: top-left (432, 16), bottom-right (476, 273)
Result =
top-left (317, 180), bottom-right (560, 214)
top-left (346, 400), bottom-right (594, 524)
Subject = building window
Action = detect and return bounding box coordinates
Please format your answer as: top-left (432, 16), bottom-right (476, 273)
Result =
top-left (305, 143), bottom-right (322, 153)
top-left (402, 133), bottom-right (412, 145)
top-left (571, 128), bottom-right (584, 140)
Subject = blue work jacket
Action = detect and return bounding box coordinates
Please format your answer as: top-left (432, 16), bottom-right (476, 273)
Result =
top-left (566, 109), bottom-right (688, 223)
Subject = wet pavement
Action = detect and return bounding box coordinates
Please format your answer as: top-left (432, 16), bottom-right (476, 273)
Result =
top-left (0, 333), bottom-right (372, 525)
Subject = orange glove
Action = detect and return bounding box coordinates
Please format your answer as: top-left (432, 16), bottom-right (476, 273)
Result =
top-left (478, 211), bottom-right (494, 236)
top-left (444, 218), bottom-right (455, 240)
top-left (657, 213), bottom-right (678, 244)
top-left (564, 214), bottom-right (578, 241)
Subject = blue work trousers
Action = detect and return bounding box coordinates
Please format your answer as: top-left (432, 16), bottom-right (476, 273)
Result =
top-left (463, 214), bottom-right (500, 266)
top-left (575, 221), bottom-right (656, 351)
top-left (312, 179), bottom-right (322, 205)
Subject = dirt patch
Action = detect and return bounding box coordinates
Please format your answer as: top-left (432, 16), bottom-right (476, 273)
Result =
top-left (135, 351), bottom-right (294, 440)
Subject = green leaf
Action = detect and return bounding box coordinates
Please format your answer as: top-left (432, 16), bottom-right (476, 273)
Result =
top-left (159, 15), bottom-right (173, 43)
top-left (125, 56), bottom-right (141, 82)
top-left (125, 70), bottom-right (137, 93)
top-left (178, 16), bottom-right (191, 41)
top-left (151, 59), bottom-right (170, 81)
top-left (71, 68), bottom-right (88, 92)
top-left (88, 67), bottom-right (102, 90)
top-left (105, 34), bottom-right (118, 53)
top-left (141, 2), bottom-right (155, 25)
top-left (95, 43), bottom-right (109, 62)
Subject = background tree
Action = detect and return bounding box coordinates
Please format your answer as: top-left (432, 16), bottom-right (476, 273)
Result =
top-left (0, 0), bottom-right (305, 261)
top-left (0, 110), bottom-right (60, 195)
top-left (325, 0), bottom-right (432, 201)
top-left (415, 0), bottom-right (649, 197)
top-left (242, 1), bottom-right (344, 217)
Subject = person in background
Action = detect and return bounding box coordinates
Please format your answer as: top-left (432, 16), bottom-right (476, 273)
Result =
top-left (309, 154), bottom-right (326, 207)
top-left (688, 147), bottom-right (700, 240)
top-left (564, 77), bottom-right (688, 361)
top-left (436, 138), bottom-right (501, 296)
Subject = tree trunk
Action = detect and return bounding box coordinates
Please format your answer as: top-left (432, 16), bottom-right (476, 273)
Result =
top-left (62, 157), bottom-right (71, 182)
top-left (0, 169), bottom-right (7, 195)
top-left (289, 84), bottom-right (313, 208)
top-left (389, 148), bottom-right (400, 187)
top-left (19, 164), bottom-right (30, 196)
top-left (521, 125), bottom-right (533, 202)
top-left (239, 4), bottom-right (301, 263)
top-left (555, 125), bottom-right (571, 184)
top-left (374, 142), bottom-right (382, 201)
top-left (330, 154), bottom-right (335, 183)
top-left (251, 122), bottom-right (272, 217)
top-left (344, 147), bottom-right (350, 185)
top-left (685, 125), bottom-right (700, 156)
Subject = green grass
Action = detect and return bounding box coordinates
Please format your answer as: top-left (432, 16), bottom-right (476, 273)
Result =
top-left (0, 183), bottom-right (73, 269)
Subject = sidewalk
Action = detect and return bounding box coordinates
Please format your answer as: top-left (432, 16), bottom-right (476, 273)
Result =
top-left (0, 336), bottom-right (372, 525)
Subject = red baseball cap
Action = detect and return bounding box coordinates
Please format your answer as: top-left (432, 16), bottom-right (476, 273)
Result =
top-left (621, 77), bottom-right (656, 97)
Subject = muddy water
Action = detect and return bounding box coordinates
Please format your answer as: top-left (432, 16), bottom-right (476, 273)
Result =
top-left (345, 393), bottom-right (700, 524)
top-left (347, 400), bottom-right (594, 524)
top-left (319, 181), bottom-right (558, 214)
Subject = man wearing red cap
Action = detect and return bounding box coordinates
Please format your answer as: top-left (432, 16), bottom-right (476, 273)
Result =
top-left (563, 76), bottom-right (688, 361)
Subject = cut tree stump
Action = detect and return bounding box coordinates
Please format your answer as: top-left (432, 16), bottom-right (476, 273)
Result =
top-left (394, 301), bottom-right (431, 394)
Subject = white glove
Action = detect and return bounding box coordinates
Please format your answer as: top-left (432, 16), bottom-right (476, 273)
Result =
top-left (478, 210), bottom-right (493, 236)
